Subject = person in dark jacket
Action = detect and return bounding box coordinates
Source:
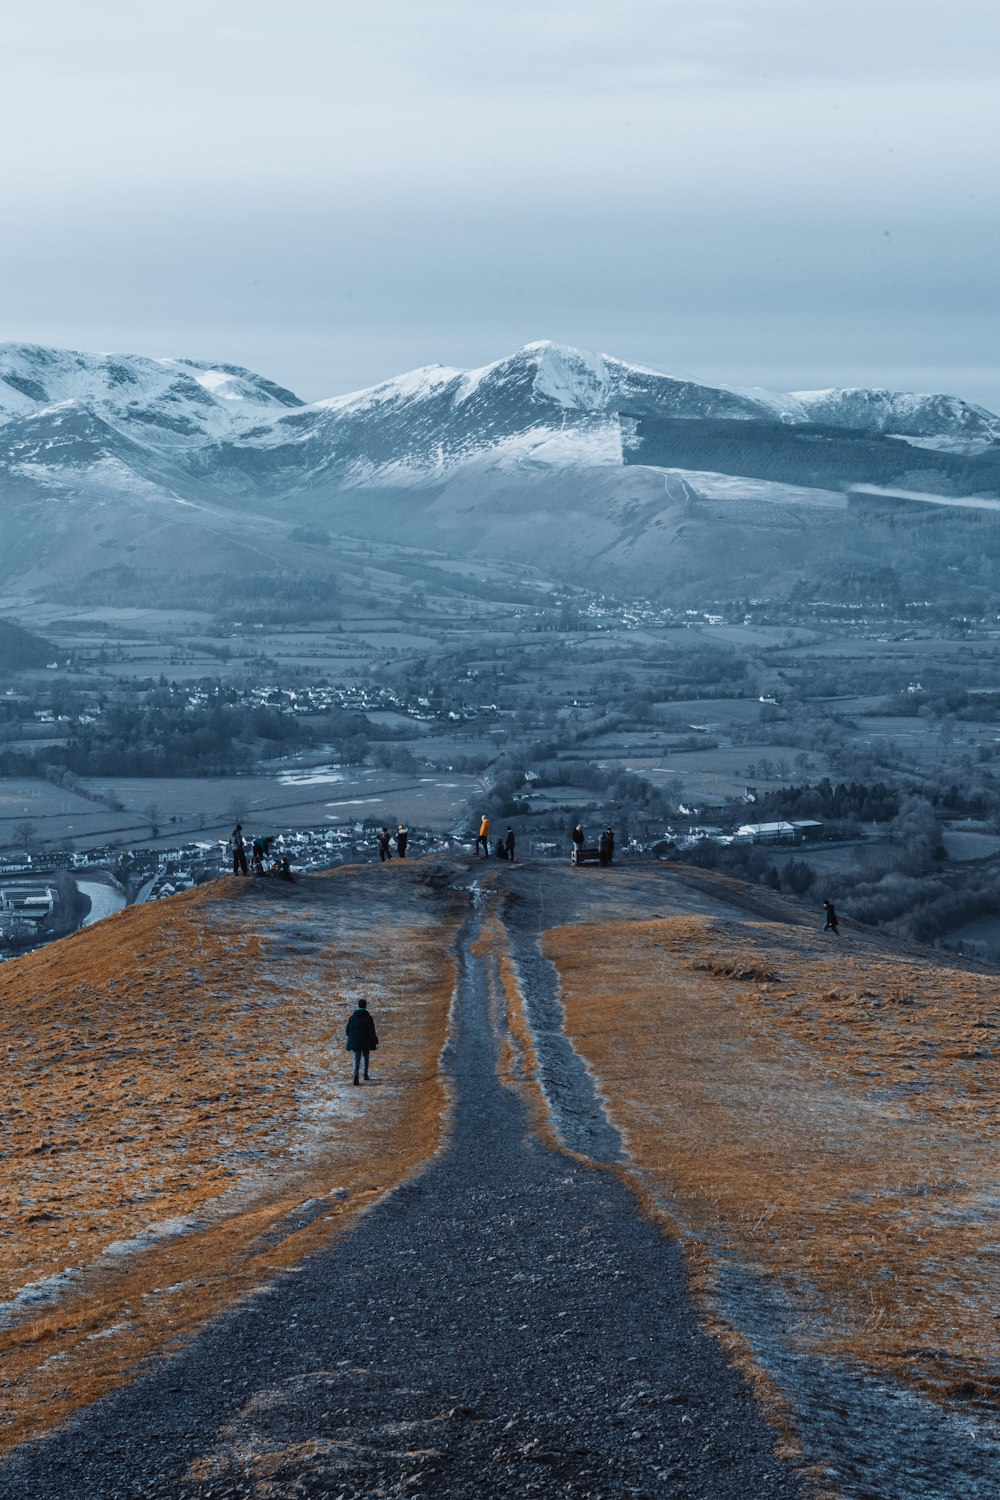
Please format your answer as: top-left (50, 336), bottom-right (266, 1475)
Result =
top-left (230, 823), bottom-right (248, 876)
top-left (396, 824), bottom-right (408, 857)
top-left (378, 827), bottom-right (392, 862)
top-left (572, 823), bottom-right (585, 854)
top-left (346, 998), bottom-right (379, 1084)
top-left (823, 899), bottom-right (839, 936)
top-left (599, 827), bottom-right (614, 867)
top-left (504, 826), bottom-right (516, 863)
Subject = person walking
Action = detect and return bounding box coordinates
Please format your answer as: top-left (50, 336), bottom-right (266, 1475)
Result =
top-left (346, 998), bottom-right (379, 1085)
top-left (571, 823), bottom-right (585, 863)
top-left (396, 823), bottom-right (408, 858)
top-left (476, 814), bottom-right (491, 857)
top-left (823, 899), bottom-right (840, 936)
top-left (504, 826), bottom-right (516, 863)
top-left (378, 827), bottom-right (393, 862)
top-left (230, 823), bottom-right (248, 877)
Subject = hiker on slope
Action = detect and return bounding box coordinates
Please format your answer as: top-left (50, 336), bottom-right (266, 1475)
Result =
top-left (230, 823), bottom-right (249, 877)
top-left (346, 998), bottom-right (379, 1085)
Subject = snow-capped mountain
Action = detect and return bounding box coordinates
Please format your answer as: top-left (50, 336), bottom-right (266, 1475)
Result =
top-left (1, 338), bottom-right (999, 597)
top-left (4, 338), bottom-right (998, 487)
top-left (200, 340), bottom-right (1000, 490)
top-left (0, 344), bottom-right (303, 448)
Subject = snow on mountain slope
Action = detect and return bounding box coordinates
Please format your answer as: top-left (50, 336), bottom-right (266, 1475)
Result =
top-left (0, 344), bottom-right (304, 451)
top-left (2, 338), bottom-right (998, 531)
top-left (216, 341), bottom-right (810, 492)
top-left (792, 386), bottom-right (1000, 444)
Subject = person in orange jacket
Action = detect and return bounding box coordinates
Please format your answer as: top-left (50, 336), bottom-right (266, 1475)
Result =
top-left (476, 814), bottom-right (490, 857)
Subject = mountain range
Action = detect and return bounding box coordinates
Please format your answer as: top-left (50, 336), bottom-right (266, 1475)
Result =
top-left (3, 339), bottom-right (1000, 602)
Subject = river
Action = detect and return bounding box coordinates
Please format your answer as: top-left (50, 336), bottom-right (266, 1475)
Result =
top-left (76, 880), bottom-right (128, 927)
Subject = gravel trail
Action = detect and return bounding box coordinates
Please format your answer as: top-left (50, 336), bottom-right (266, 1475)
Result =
top-left (0, 885), bottom-right (808, 1499)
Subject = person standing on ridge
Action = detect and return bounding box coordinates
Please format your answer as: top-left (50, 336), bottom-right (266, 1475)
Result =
top-left (396, 823), bottom-right (408, 858)
top-left (599, 827), bottom-right (613, 867)
top-left (823, 899), bottom-right (840, 936)
top-left (476, 814), bottom-right (490, 857)
top-left (504, 826), bottom-right (516, 862)
top-left (378, 827), bottom-right (393, 863)
top-left (346, 998), bottom-right (379, 1085)
top-left (230, 823), bottom-right (248, 877)
top-left (572, 823), bottom-right (585, 861)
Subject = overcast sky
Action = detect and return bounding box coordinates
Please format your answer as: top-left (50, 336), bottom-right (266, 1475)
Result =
top-left (2, 0), bottom-right (998, 407)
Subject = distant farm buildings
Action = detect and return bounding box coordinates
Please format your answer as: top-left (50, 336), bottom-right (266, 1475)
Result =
top-left (0, 880), bottom-right (57, 945)
top-left (734, 820), bottom-right (824, 845)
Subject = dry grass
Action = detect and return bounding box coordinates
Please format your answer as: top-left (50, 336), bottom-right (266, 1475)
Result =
top-left (0, 870), bottom-right (457, 1452)
top-left (545, 914), bottom-right (1000, 1413)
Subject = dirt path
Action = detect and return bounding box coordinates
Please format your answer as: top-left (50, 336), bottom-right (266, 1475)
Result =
top-left (0, 875), bottom-right (806, 1500)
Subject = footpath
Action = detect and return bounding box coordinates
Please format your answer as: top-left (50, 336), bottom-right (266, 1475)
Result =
top-left (0, 878), bottom-right (806, 1500)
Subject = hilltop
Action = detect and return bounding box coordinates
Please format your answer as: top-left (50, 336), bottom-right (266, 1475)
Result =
top-left (0, 858), bottom-right (998, 1497)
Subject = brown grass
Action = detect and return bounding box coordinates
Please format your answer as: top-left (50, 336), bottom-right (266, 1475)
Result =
top-left (0, 871), bottom-right (457, 1452)
top-left (544, 914), bottom-right (1000, 1413)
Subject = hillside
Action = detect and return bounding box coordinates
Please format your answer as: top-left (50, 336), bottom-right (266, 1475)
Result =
top-left (1, 858), bottom-right (998, 1498)
top-left (3, 340), bottom-right (1000, 603)
top-left (0, 620), bottom-right (53, 672)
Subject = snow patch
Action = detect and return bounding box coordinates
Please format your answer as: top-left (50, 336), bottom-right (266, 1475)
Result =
top-left (528, 342), bottom-right (610, 410)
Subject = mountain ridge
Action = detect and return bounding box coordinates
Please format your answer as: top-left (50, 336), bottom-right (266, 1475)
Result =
top-left (3, 337), bottom-right (1000, 600)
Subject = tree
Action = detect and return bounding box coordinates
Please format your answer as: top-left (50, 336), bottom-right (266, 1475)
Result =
top-left (226, 796), bottom-right (248, 826)
top-left (890, 795), bottom-right (944, 875)
top-left (142, 802), bottom-right (162, 839)
top-left (341, 735), bottom-right (370, 766)
top-left (782, 858), bottom-right (816, 896)
top-left (12, 820), bottom-right (36, 851)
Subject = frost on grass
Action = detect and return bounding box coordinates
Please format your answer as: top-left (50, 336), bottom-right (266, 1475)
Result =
top-left (547, 909), bottom-right (1000, 1494)
top-left (0, 869), bottom-right (456, 1454)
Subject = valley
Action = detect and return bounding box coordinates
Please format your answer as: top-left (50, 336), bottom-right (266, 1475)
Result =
top-left (4, 519), bottom-right (1000, 962)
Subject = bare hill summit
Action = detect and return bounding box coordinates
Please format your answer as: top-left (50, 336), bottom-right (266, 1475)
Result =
top-left (0, 859), bottom-right (997, 1498)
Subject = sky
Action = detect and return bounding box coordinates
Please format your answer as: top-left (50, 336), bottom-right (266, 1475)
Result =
top-left (2, 0), bottom-right (999, 408)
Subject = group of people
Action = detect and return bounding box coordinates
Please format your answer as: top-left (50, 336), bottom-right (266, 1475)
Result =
top-left (475, 815), bottom-right (515, 861)
top-left (571, 823), bottom-right (616, 866)
top-left (378, 824), bottom-right (408, 861)
top-left (229, 824), bottom-right (294, 882)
